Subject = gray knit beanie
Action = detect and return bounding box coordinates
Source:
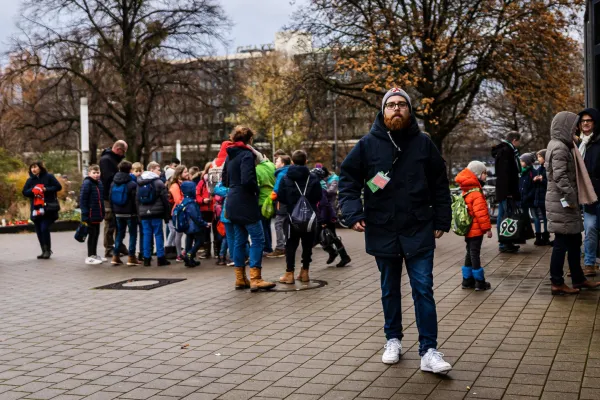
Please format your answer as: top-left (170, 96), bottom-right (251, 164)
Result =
top-left (382, 88), bottom-right (412, 114)
top-left (467, 161), bottom-right (487, 177)
top-left (520, 153), bottom-right (535, 166)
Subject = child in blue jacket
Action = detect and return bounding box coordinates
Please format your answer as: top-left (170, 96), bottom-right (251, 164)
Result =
top-left (180, 182), bottom-right (210, 267)
top-left (80, 165), bottom-right (106, 265)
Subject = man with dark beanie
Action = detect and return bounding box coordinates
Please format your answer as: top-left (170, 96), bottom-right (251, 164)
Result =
top-left (339, 88), bottom-right (452, 373)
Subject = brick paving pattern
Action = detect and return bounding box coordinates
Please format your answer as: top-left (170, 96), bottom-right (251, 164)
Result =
top-left (0, 227), bottom-right (598, 399)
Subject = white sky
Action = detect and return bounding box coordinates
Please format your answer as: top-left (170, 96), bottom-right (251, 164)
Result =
top-left (0, 0), bottom-right (304, 54)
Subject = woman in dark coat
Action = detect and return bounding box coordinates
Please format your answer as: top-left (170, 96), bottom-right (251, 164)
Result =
top-left (222, 125), bottom-right (275, 292)
top-left (22, 161), bottom-right (62, 259)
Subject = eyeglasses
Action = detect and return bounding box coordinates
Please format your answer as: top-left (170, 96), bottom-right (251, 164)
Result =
top-left (581, 119), bottom-right (594, 124)
top-left (385, 101), bottom-right (409, 110)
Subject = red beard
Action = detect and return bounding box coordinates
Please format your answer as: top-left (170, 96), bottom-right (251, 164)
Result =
top-left (384, 113), bottom-right (410, 131)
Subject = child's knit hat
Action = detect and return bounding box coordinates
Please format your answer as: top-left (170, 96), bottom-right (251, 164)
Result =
top-left (467, 161), bottom-right (487, 177)
top-left (520, 153), bottom-right (535, 166)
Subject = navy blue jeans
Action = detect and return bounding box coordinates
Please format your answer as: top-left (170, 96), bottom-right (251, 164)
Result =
top-left (233, 221), bottom-right (264, 268)
top-left (185, 232), bottom-right (204, 258)
top-left (115, 217), bottom-right (137, 256)
top-left (141, 219), bottom-right (164, 259)
top-left (376, 250), bottom-right (438, 356)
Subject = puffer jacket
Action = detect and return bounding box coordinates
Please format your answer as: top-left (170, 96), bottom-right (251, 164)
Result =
top-left (455, 168), bottom-right (491, 238)
top-left (180, 181), bottom-right (208, 234)
top-left (256, 159), bottom-right (276, 207)
top-left (80, 177), bottom-right (105, 223)
top-left (136, 171), bottom-right (170, 221)
top-left (22, 170), bottom-right (62, 222)
top-left (110, 171), bottom-right (137, 216)
top-left (169, 181), bottom-right (184, 215)
top-left (545, 111), bottom-right (583, 235)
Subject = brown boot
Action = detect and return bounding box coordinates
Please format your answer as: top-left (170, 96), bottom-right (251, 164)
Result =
top-left (279, 271), bottom-right (295, 284)
top-left (111, 255), bottom-right (123, 265)
top-left (298, 268), bottom-right (309, 283)
top-left (574, 280), bottom-right (600, 290)
top-left (584, 265), bottom-right (597, 277)
top-left (249, 268), bottom-right (276, 292)
top-left (234, 267), bottom-right (250, 290)
top-left (127, 256), bottom-right (141, 266)
top-left (551, 283), bottom-right (580, 295)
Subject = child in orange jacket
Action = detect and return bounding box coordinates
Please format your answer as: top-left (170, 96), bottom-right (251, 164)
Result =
top-left (455, 161), bottom-right (493, 291)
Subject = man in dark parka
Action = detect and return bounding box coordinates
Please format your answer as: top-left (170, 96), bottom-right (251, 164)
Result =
top-left (339, 88), bottom-right (452, 373)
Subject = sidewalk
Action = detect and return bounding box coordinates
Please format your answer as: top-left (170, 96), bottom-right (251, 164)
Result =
top-left (0, 227), bottom-right (597, 400)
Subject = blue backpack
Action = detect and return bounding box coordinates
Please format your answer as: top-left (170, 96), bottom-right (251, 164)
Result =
top-left (137, 181), bottom-right (156, 205)
top-left (110, 183), bottom-right (128, 206)
top-left (172, 201), bottom-right (190, 233)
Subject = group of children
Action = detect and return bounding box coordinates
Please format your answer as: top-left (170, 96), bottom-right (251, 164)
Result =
top-left (78, 149), bottom-right (350, 279)
top-left (79, 161), bottom-right (210, 267)
top-left (455, 150), bottom-right (549, 291)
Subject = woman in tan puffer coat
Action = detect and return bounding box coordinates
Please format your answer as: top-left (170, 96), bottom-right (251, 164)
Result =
top-left (546, 111), bottom-right (600, 295)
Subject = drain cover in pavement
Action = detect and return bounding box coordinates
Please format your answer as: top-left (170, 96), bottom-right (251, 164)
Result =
top-left (268, 279), bottom-right (327, 292)
top-left (93, 278), bottom-right (186, 290)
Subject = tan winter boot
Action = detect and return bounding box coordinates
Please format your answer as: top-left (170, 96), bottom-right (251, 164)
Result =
top-left (249, 268), bottom-right (276, 292)
top-left (127, 256), bottom-right (141, 266)
top-left (111, 255), bottom-right (123, 265)
top-left (279, 271), bottom-right (295, 284)
top-left (298, 268), bottom-right (310, 283)
top-left (234, 267), bottom-right (250, 290)
top-left (584, 265), bottom-right (597, 277)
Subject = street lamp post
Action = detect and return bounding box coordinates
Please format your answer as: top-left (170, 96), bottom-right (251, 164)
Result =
top-left (332, 94), bottom-right (338, 172)
top-left (80, 97), bottom-right (89, 179)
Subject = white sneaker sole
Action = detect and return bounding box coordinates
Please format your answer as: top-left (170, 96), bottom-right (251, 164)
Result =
top-left (421, 365), bottom-right (452, 374)
top-left (382, 356), bottom-right (400, 365)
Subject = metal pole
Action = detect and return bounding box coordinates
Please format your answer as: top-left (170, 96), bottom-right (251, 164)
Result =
top-left (176, 140), bottom-right (182, 163)
top-left (333, 96), bottom-right (338, 171)
top-left (80, 97), bottom-right (89, 179)
top-left (272, 126), bottom-right (275, 157)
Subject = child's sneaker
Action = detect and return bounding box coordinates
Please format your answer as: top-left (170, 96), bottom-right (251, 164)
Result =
top-left (85, 256), bottom-right (102, 265)
top-left (176, 255), bottom-right (184, 263)
top-left (227, 261), bottom-right (235, 266)
top-left (461, 266), bottom-right (475, 289)
top-left (94, 255), bottom-right (107, 262)
top-left (420, 349), bottom-right (452, 374)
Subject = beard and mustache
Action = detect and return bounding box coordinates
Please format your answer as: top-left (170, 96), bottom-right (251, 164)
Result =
top-left (384, 112), bottom-right (410, 131)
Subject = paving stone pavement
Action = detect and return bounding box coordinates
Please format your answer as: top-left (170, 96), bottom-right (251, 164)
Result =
top-left (1, 226), bottom-right (599, 400)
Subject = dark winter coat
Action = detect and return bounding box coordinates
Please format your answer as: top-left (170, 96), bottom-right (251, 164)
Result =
top-left (222, 143), bottom-right (261, 225)
top-left (136, 171), bottom-right (170, 221)
top-left (339, 111), bottom-right (451, 259)
top-left (492, 141), bottom-right (521, 202)
top-left (534, 165), bottom-right (547, 208)
top-left (22, 170), bottom-right (62, 222)
top-left (110, 171), bottom-right (138, 217)
top-left (80, 177), bottom-right (105, 223)
top-left (99, 148), bottom-right (125, 200)
top-left (277, 165), bottom-right (323, 220)
top-left (519, 166), bottom-right (536, 209)
top-left (545, 111), bottom-right (583, 235)
top-left (180, 181), bottom-right (208, 234)
top-left (318, 187), bottom-right (336, 223)
top-left (579, 108), bottom-right (600, 214)
top-left (273, 165), bottom-right (290, 215)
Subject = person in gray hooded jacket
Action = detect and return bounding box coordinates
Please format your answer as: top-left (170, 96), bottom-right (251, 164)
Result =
top-left (546, 111), bottom-right (600, 295)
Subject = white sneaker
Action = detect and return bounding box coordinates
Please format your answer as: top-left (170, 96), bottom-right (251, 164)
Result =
top-left (227, 261), bottom-right (235, 267)
top-left (420, 349), bottom-right (452, 374)
top-left (85, 257), bottom-right (102, 265)
top-left (94, 255), bottom-right (107, 262)
top-left (382, 338), bottom-right (402, 364)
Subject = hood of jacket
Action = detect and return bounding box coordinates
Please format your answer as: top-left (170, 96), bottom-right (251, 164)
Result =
top-left (226, 142), bottom-right (252, 160)
top-left (101, 148), bottom-right (124, 163)
top-left (551, 111), bottom-right (579, 147)
top-left (286, 165), bottom-right (311, 183)
top-left (113, 171), bottom-right (132, 185)
top-left (369, 111), bottom-right (420, 143)
top-left (180, 181), bottom-right (196, 198)
top-left (275, 165), bottom-right (290, 177)
top-left (214, 141), bottom-right (235, 167)
top-left (138, 171), bottom-right (160, 185)
top-left (455, 168), bottom-right (482, 191)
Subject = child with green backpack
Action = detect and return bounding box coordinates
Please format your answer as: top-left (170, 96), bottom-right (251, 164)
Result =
top-left (454, 161), bottom-right (493, 291)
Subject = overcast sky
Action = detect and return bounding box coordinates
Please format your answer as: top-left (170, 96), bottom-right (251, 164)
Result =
top-left (0, 0), bottom-right (304, 54)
